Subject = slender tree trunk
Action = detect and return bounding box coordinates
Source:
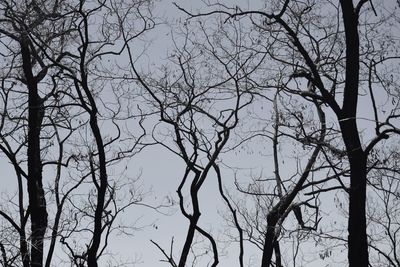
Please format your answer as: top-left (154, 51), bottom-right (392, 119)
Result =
top-left (20, 229), bottom-right (30, 267)
top-left (178, 214), bottom-right (200, 267)
top-left (83, 108), bottom-right (108, 267)
top-left (261, 214), bottom-right (279, 267)
top-left (86, 111), bottom-right (108, 267)
top-left (72, 15), bottom-right (109, 264)
top-left (21, 37), bottom-right (48, 267)
top-left (16, 168), bottom-right (30, 267)
top-left (261, 139), bottom-right (322, 266)
top-left (45, 208), bottom-right (61, 267)
top-left (273, 240), bottom-right (282, 267)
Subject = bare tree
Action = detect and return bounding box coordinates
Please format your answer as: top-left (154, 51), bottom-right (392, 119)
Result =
top-left (175, 0), bottom-right (400, 266)
top-left (0, 1), bottom-right (152, 266)
top-left (0, 1), bottom-right (74, 265)
top-left (1, 1), bottom-right (399, 266)
top-left (37, 1), bottom-right (153, 266)
top-left (123, 14), bottom-right (262, 266)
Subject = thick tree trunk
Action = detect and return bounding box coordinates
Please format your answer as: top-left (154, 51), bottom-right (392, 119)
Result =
top-left (348, 151), bottom-right (368, 266)
top-left (338, 1), bottom-right (368, 265)
top-left (21, 38), bottom-right (48, 267)
top-left (340, 119), bottom-right (368, 267)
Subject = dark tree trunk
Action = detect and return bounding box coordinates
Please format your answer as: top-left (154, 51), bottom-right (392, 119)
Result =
top-left (348, 151), bottom-right (368, 267)
top-left (16, 168), bottom-right (30, 267)
top-left (178, 214), bottom-right (200, 267)
top-left (86, 116), bottom-right (108, 267)
top-left (339, 1), bottom-right (368, 266)
top-left (273, 240), bottom-right (282, 267)
top-left (261, 214), bottom-right (279, 267)
top-left (20, 229), bottom-right (30, 267)
top-left (77, 72), bottom-right (108, 267)
top-left (340, 119), bottom-right (368, 267)
top-left (20, 37), bottom-right (48, 267)
top-left (70, 14), bottom-right (109, 264)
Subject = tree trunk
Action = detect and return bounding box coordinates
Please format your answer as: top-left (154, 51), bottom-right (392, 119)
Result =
top-left (348, 151), bottom-right (368, 266)
top-left (86, 114), bottom-right (108, 267)
top-left (340, 119), bottom-right (368, 267)
top-left (273, 240), bottom-right (282, 267)
top-left (178, 215), bottom-right (200, 267)
top-left (260, 214), bottom-right (279, 267)
top-left (20, 37), bottom-right (48, 267)
top-left (338, 1), bottom-right (368, 265)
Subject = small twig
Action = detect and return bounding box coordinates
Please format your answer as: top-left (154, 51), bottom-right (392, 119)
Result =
top-left (151, 239), bottom-right (178, 267)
